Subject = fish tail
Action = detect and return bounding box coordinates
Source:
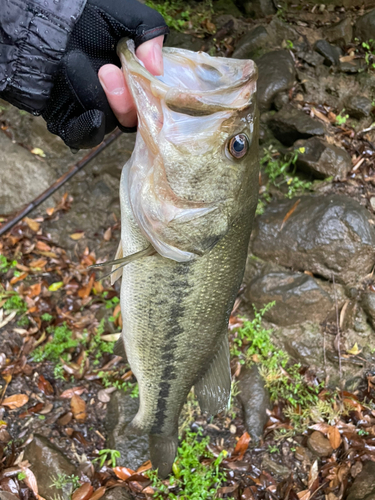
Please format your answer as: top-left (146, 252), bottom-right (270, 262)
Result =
top-left (149, 433), bottom-right (178, 479)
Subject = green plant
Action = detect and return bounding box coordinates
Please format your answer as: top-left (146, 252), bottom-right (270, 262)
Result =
top-left (268, 445), bottom-right (279, 454)
top-left (286, 39), bottom-right (294, 49)
top-left (95, 449), bottom-right (121, 467)
top-left (0, 255), bottom-right (17, 273)
top-left (361, 39), bottom-right (375, 69)
top-left (98, 370), bottom-right (138, 397)
top-left (145, 0), bottom-right (190, 31)
top-left (147, 431), bottom-right (227, 499)
top-left (50, 473), bottom-right (80, 491)
top-left (335, 109), bottom-right (349, 126)
top-left (41, 313), bottom-right (53, 322)
top-left (33, 323), bottom-right (78, 363)
top-left (17, 472), bottom-right (27, 481)
top-left (257, 146), bottom-right (312, 214)
top-left (3, 293), bottom-right (27, 314)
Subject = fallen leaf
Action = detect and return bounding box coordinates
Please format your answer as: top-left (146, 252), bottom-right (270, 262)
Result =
top-left (19, 402), bottom-right (44, 418)
top-left (297, 491), bottom-right (310, 500)
top-left (103, 227), bottom-right (112, 241)
top-left (78, 274), bottom-right (95, 299)
top-left (24, 217), bottom-right (40, 232)
top-left (70, 232), bottom-right (85, 241)
top-left (37, 374), bottom-right (54, 395)
top-left (70, 394), bottom-right (87, 422)
top-left (89, 487), bottom-right (106, 500)
top-left (2, 394), bottom-right (29, 409)
top-left (280, 199), bottom-right (301, 230)
top-left (35, 241), bottom-right (51, 252)
top-left (136, 461), bottom-right (152, 474)
top-left (10, 272), bottom-right (28, 284)
top-left (72, 483), bottom-right (93, 500)
top-left (46, 207), bottom-right (55, 216)
top-left (31, 148), bottom-right (46, 158)
top-left (48, 281), bottom-right (63, 291)
top-left (308, 460), bottom-right (318, 489)
top-left (311, 107), bottom-right (331, 124)
top-left (113, 466), bottom-right (135, 480)
top-left (232, 431), bottom-right (251, 459)
top-left (28, 283), bottom-right (41, 297)
top-left (60, 386), bottom-right (87, 399)
top-left (346, 343), bottom-right (361, 355)
top-left (327, 426), bottom-right (342, 449)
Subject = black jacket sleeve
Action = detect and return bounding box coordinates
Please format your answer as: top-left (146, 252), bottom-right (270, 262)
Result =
top-left (0, 0), bottom-right (87, 114)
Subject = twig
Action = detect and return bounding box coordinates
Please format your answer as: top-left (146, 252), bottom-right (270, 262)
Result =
top-left (0, 128), bottom-right (122, 237)
top-left (332, 274), bottom-right (342, 381)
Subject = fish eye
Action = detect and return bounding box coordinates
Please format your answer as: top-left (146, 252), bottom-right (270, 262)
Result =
top-left (227, 134), bottom-right (249, 159)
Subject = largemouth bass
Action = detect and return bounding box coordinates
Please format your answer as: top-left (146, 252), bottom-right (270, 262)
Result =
top-left (112, 40), bottom-right (259, 477)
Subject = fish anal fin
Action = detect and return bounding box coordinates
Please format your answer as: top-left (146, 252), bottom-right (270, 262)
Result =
top-left (194, 334), bottom-right (231, 416)
top-left (149, 433), bottom-right (178, 479)
top-left (113, 336), bottom-right (127, 361)
top-left (111, 241), bottom-right (124, 286)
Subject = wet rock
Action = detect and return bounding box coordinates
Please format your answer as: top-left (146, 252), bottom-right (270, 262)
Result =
top-left (294, 137), bottom-right (352, 180)
top-left (267, 18), bottom-right (299, 46)
top-left (164, 30), bottom-right (203, 51)
top-left (106, 390), bottom-right (149, 470)
top-left (339, 58), bottom-right (367, 74)
top-left (268, 106), bottom-right (325, 146)
top-left (215, 0), bottom-right (243, 16)
top-left (251, 194), bottom-right (375, 284)
top-left (314, 39), bottom-right (341, 66)
top-left (345, 95), bottom-right (373, 119)
top-left (24, 434), bottom-right (76, 500)
top-left (355, 9), bottom-right (375, 43)
top-left (237, 365), bottom-right (271, 442)
top-left (102, 488), bottom-right (133, 500)
top-left (235, 0), bottom-right (276, 17)
top-left (296, 49), bottom-right (325, 68)
top-left (261, 455), bottom-right (291, 478)
top-left (246, 270), bottom-right (334, 326)
top-left (232, 26), bottom-right (273, 60)
top-left (307, 431), bottom-right (333, 457)
top-left (256, 50), bottom-right (295, 112)
top-left (274, 91), bottom-right (290, 111)
top-left (0, 133), bottom-right (55, 214)
top-left (346, 461), bottom-right (375, 500)
top-left (325, 18), bottom-right (353, 46)
top-left (361, 292), bottom-right (375, 328)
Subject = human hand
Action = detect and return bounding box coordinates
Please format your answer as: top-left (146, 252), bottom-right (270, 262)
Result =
top-left (42, 0), bottom-right (168, 150)
top-left (98, 35), bottom-right (164, 130)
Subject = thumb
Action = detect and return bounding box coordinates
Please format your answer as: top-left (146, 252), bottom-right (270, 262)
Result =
top-left (135, 35), bottom-right (164, 76)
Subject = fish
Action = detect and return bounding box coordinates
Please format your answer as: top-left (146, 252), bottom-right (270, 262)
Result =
top-left (111, 39), bottom-right (259, 477)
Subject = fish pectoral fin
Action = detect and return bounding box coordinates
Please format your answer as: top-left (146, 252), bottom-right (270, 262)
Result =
top-left (111, 241), bottom-right (124, 285)
top-left (88, 245), bottom-right (156, 282)
top-left (113, 337), bottom-right (127, 361)
top-left (194, 334), bottom-right (231, 416)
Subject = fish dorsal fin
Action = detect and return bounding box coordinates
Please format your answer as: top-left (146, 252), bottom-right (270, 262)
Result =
top-left (194, 334), bottom-right (231, 416)
top-left (111, 241), bottom-right (124, 285)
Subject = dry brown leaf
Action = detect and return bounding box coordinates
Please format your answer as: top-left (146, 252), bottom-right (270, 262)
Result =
top-left (35, 241), bottom-right (51, 252)
top-left (78, 274), bottom-right (95, 299)
top-left (60, 386), bottom-right (87, 399)
top-left (2, 394), bottom-right (29, 409)
top-left (10, 272), bottom-right (28, 284)
top-left (280, 199), bottom-right (301, 230)
top-left (37, 374), bottom-right (54, 396)
top-left (311, 107), bottom-right (331, 124)
top-left (70, 394), bottom-right (87, 422)
top-left (327, 426), bottom-right (342, 449)
top-left (46, 207), bottom-right (55, 216)
top-left (297, 491), bottom-right (311, 500)
top-left (28, 283), bottom-right (42, 297)
top-left (136, 460), bottom-right (152, 474)
top-left (70, 232), bottom-right (85, 241)
top-left (113, 466), bottom-right (135, 480)
top-left (103, 227), bottom-right (112, 241)
top-left (89, 487), bottom-right (106, 500)
top-left (72, 483), bottom-right (93, 500)
top-left (308, 460), bottom-right (318, 489)
top-left (24, 217), bottom-right (40, 232)
top-left (232, 431), bottom-right (251, 459)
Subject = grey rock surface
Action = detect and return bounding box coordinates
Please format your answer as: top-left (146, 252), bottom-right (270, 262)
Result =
top-left (246, 270), bottom-right (334, 326)
top-left (235, 0), bottom-right (275, 17)
top-left (347, 461), bottom-right (375, 500)
top-left (256, 50), bottom-right (296, 112)
top-left (261, 455), bottom-right (291, 478)
top-left (24, 434), bottom-right (76, 500)
top-left (325, 18), bottom-right (353, 46)
top-left (361, 292), bottom-right (375, 328)
top-left (314, 39), bottom-right (341, 66)
top-left (232, 26), bottom-right (273, 59)
top-left (237, 365), bottom-right (271, 442)
top-left (102, 488), bottom-right (133, 500)
top-left (345, 95), bottom-right (373, 119)
top-left (294, 137), bottom-right (352, 180)
top-left (355, 9), bottom-right (375, 43)
top-left (268, 106), bottom-right (325, 146)
top-left (0, 132), bottom-right (55, 214)
top-left (106, 390), bottom-right (149, 470)
top-left (307, 431), bottom-right (333, 457)
top-left (251, 194), bottom-right (375, 284)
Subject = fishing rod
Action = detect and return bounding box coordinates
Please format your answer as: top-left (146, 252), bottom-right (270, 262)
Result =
top-left (0, 128), bottom-right (122, 237)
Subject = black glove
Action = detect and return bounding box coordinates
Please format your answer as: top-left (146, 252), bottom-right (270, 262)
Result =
top-left (42, 0), bottom-right (169, 150)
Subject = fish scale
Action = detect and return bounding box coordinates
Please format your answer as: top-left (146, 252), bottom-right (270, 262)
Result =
top-left (113, 40), bottom-right (259, 477)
